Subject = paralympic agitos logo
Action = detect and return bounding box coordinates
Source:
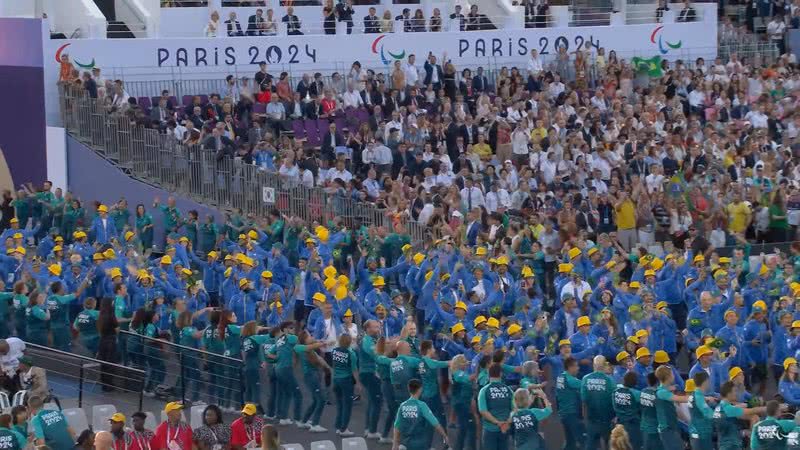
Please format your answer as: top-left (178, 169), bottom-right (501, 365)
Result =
top-left (371, 35), bottom-right (406, 65)
top-left (650, 26), bottom-right (683, 55)
top-left (55, 43), bottom-right (96, 69)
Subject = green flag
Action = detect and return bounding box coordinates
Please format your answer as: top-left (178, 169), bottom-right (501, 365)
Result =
top-left (631, 56), bottom-right (663, 77)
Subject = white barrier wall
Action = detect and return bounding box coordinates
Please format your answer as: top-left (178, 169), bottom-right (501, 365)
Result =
top-left (46, 126), bottom-right (68, 192)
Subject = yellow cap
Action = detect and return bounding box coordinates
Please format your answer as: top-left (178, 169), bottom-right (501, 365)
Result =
top-left (373, 276), bottom-right (385, 287)
top-left (337, 275), bottom-right (349, 286)
top-left (103, 249), bottom-right (116, 259)
top-left (343, 308), bottom-right (353, 317)
top-left (729, 366), bottom-right (743, 381)
top-left (323, 265), bottom-right (337, 279)
top-left (644, 270), bottom-right (656, 277)
top-left (247, 230), bottom-right (258, 240)
top-left (629, 281), bottom-right (641, 289)
top-left (401, 244), bottom-right (412, 252)
top-left (454, 301), bottom-right (467, 311)
top-left (181, 268), bottom-right (192, 276)
top-left (651, 258), bottom-right (664, 271)
top-left (48, 264), bottom-right (62, 276)
top-left (785, 357), bottom-right (798, 371)
top-left (235, 254), bottom-right (247, 263)
top-left (451, 323), bottom-right (466, 335)
top-left (558, 263), bottom-right (573, 273)
top-left (208, 251), bottom-right (218, 259)
top-left (792, 320), bottom-right (800, 329)
top-left (605, 260), bottom-right (617, 270)
top-left (635, 347), bottom-right (651, 359)
top-left (224, 267), bottom-right (232, 278)
top-left (261, 270), bottom-right (273, 279)
top-left (324, 278), bottom-right (337, 291)
top-left (475, 247), bottom-right (487, 256)
top-left (616, 351), bottom-right (630, 363)
top-left (627, 336), bottom-right (639, 345)
top-left (635, 329), bottom-right (649, 339)
top-left (568, 248), bottom-right (581, 260)
top-left (471, 336), bottom-right (482, 344)
top-left (375, 304), bottom-right (386, 312)
top-left (313, 292), bottom-right (327, 303)
top-left (654, 350), bottom-right (669, 364)
top-left (239, 278), bottom-right (249, 289)
top-left (752, 300), bottom-right (767, 312)
top-left (224, 255), bottom-right (233, 261)
top-left (238, 234), bottom-right (246, 240)
top-left (473, 316), bottom-right (487, 327)
top-left (178, 236), bottom-right (189, 243)
top-left (719, 257), bottom-right (732, 264)
top-left (164, 401), bottom-right (183, 413)
top-left (724, 309), bottom-right (738, 319)
top-left (495, 256), bottom-right (509, 266)
top-left (316, 227), bottom-right (329, 242)
top-left (109, 413), bottom-right (126, 423)
top-left (241, 403), bottom-right (257, 415)
top-left (11, 233), bottom-right (22, 240)
top-left (685, 379), bottom-right (696, 393)
top-left (161, 255), bottom-right (172, 265)
top-left (305, 237), bottom-right (316, 245)
top-left (92, 252), bottom-right (103, 261)
top-left (413, 253), bottom-right (425, 265)
top-left (693, 255), bottom-right (705, 263)
top-left (558, 339), bottom-right (571, 347)
top-left (98, 204), bottom-right (108, 213)
top-left (4, 249), bottom-right (12, 255)
top-left (334, 286), bottom-right (348, 301)
top-left (110, 268), bottom-right (122, 279)
top-left (577, 316), bottom-right (591, 327)
top-left (54, 236), bottom-right (63, 243)
top-left (759, 265), bottom-right (769, 276)
top-left (507, 324), bottom-right (522, 335)
top-left (656, 301), bottom-right (668, 310)
top-left (73, 231), bottom-right (87, 239)
top-left (695, 346), bottom-right (713, 358)
top-left (52, 245), bottom-right (62, 253)
top-left (521, 266), bottom-right (534, 278)
top-left (486, 317), bottom-right (500, 328)
top-left (587, 247), bottom-right (599, 256)
top-left (9, 218), bottom-right (18, 224)
top-left (488, 258), bottom-right (497, 265)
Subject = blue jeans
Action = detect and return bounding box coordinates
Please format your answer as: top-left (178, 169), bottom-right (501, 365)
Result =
top-left (333, 377), bottom-right (354, 431)
top-left (359, 372), bottom-right (382, 434)
top-left (276, 366), bottom-right (302, 420)
top-left (481, 429), bottom-right (509, 450)
top-left (302, 371), bottom-right (326, 426)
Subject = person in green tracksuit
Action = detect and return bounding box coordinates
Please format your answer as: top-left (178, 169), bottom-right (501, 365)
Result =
top-left (376, 338), bottom-right (397, 444)
top-left (358, 320), bottom-right (382, 439)
top-left (25, 292), bottom-right (50, 346)
top-left (268, 321), bottom-right (303, 424)
top-left (640, 372), bottom-right (663, 450)
top-left (510, 386), bottom-right (552, 450)
top-left (715, 381), bottom-right (768, 450)
top-left (135, 204), bottom-right (154, 251)
top-left (220, 310), bottom-right (242, 410)
top-left (143, 309), bottom-right (166, 394)
top-left (241, 321), bottom-right (271, 409)
top-left (332, 333), bottom-right (361, 436)
top-left (418, 339), bottom-right (451, 446)
top-left (203, 310), bottom-right (226, 406)
top-left (176, 310), bottom-right (203, 402)
top-left (613, 372), bottom-right (642, 450)
top-left (0, 413), bottom-right (23, 449)
top-left (73, 298), bottom-right (99, 356)
top-left (774, 410), bottom-right (800, 450)
top-left (0, 285), bottom-right (14, 338)
top-left (295, 331), bottom-right (329, 431)
top-left (393, 379), bottom-right (450, 450)
top-left (688, 372), bottom-right (716, 450)
top-left (382, 340), bottom-right (421, 403)
top-left (262, 329), bottom-right (279, 419)
top-left (478, 363), bottom-right (515, 450)
top-left (555, 357), bottom-right (584, 450)
top-left (581, 355), bottom-right (616, 450)
top-left (12, 282), bottom-right (29, 341)
top-left (654, 365), bottom-right (690, 450)
top-left (29, 396), bottom-right (75, 449)
top-left (451, 354), bottom-right (476, 450)
top-left (47, 279), bottom-right (89, 351)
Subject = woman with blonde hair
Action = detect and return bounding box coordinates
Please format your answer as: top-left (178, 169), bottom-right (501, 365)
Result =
top-left (510, 387), bottom-right (552, 450)
top-left (261, 424), bottom-right (281, 450)
top-left (609, 424), bottom-right (633, 450)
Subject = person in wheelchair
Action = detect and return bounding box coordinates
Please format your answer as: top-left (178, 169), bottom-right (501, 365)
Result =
top-left (15, 357), bottom-right (58, 409)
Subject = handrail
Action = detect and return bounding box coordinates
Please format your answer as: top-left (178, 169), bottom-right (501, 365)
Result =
top-left (24, 341), bottom-right (147, 375)
top-left (119, 329), bottom-right (244, 364)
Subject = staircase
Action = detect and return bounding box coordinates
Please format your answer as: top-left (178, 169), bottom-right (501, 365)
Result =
top-left (107, 21), bottom-right (137, 38)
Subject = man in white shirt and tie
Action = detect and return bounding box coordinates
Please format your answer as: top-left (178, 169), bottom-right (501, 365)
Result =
top-left (460, 176), bottom-right (485, 212)
top-left (526, 49), bottom-right (543, 76)
top-left (403, 54), bottom-right (419, 88)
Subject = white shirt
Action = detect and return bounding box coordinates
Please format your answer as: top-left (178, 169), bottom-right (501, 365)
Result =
top-left (328, 168), bottom-right (353, 183)
top-left (384, 120), bottom-right (404, 141)
top-left (645, 173), bottom-right (665, 193)
top-left (342, 90), bottom-right (363, 109)
top-left (560, 280), bottom-right (592, 301)
top-left (323, 318), bottom-right (337, 352)
top-left (744, 110), bottom-right (768, 128)
top-left (527, 56), bottom-right (543, 75)
top-left (768, 20), bottom-right (786, 40)
top-left (688, 89), bottom-right (706, 107)
top-left (373, 145), bottom-right (393, 165)
top-left (460, 186), bottom-right (485, 210)
top-left (485, 190), bottom-right (511, 213)
top-left (418, 203), bottom-right (435, 225)
top-left (301, 169), bottom-right (315, 188)
top-left (0, 338), bottom-right (24, 376)
top-left (403, 62), bottom-right (419, 86)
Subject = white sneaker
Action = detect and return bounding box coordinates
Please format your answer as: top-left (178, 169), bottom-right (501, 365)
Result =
top-left (279, 419), bottom-right (293, 426)
top-left (366, 432), bottom-right (381, 440)
top-left (142, 391), bottom-right (155, 398)
top-left (339, 429), bottom-right (354, 437)
top-left (378, 437), bottom-right (392, 444)
top-left (309, 425), bottom-right (327, 433)
top-left (297, 421), bottom-right (311, 429)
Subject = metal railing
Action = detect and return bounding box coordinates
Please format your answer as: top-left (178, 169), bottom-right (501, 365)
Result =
top-left (59, 86), bottom-right (429, 244)
top-left (25, 341), bottom-right (146, 411)
top-left (119, 330), bottom-right (245, 407)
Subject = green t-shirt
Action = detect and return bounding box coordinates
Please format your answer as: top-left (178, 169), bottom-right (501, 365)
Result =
top-left (555, 371), bottom-right (582, 417)
top-left (714, 400), bottom-right (744, 449)
top-left (612, 386), bottom-right (641, 424)
top-left (511, 407), bottom-right (551, 450)
top-left (750, 417), bottom-right (796, 450)
top-left (451, 370), bottom-right (473, 407)
top-left (274, 333), bottom-right (299, 371)
top-left (393, 397), bottom-right (439, 449)
top-left (639, 387), bottom-right (659, 434)
top-left (113, 295), bottom-right (127, 319)
top-left (688, 390), bottom-right (714, 438)
top-left (769, 204), bottom-right (789, 230)
top-left (0, 427), bottom-right (21, 450)
top-left (73, 309), bottom-right (99, 339)
top-left (331, 346), bottom-right (357, 380)
top-left (26, 305), bottom-right (48, 331)
top-left (293, 345), bottom-right (318, 376)
top-left (388, 355), bottom-right (421, 395)
top-left (32, 409), bottom-right (72, 449)
top-left (358, 334), bottom-right (378, 373)
top-left (784, 423), bottom-right (800, 450)
top-left (179, 326), bottom-right (199, 351)
top-left (46, 294), bottom-right (74, 327)
top-left (477, 380), bottom-right (514, 432)
top-left (655, 385), bottom-right (678, 432)
top-left (418, 357), bottom-right (449, 398)
top-left (580, 371), bottom-right (616, 422)
top-left (202, 326), bottom-right (224, 355)
top-left (242, 335), bottom-right (271, 369)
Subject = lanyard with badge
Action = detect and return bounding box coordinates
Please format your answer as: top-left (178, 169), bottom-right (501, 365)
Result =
top-left (134, 432), bottom-right (151, 450)
top-left (208, 426), bottom-right (222, 450)
top-left (245, 423), bottom-right (258, 448)
top-left (167, 425), bottom-right (181, 450)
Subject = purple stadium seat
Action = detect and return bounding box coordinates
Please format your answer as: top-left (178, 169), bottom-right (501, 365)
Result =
top-left (316, 119), bottom-right (328, 135)
top-left (138, 97), bottom-right (152, 110)
top-left (150, 97), bottom-right (160, 108)
top-left (291, 120), bottom-right (306, 139)
top-left (252, 103), bottom-right (267, 115)
top-left (199, 95), bottom-right (209, 104)
top-left (305, 119), bottom-right (321, 147)
top-left (334, 117), bottom-right (346, 132)
top-left (356, 109), bottom-right (369, 124)
top-left (181, 95), bottom-right (193, 106)
top-left (169, 96), bottom-right (178, 108)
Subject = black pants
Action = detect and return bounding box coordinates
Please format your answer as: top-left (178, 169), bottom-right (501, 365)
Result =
top-left (97, 334), bottom-right (120, 391)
